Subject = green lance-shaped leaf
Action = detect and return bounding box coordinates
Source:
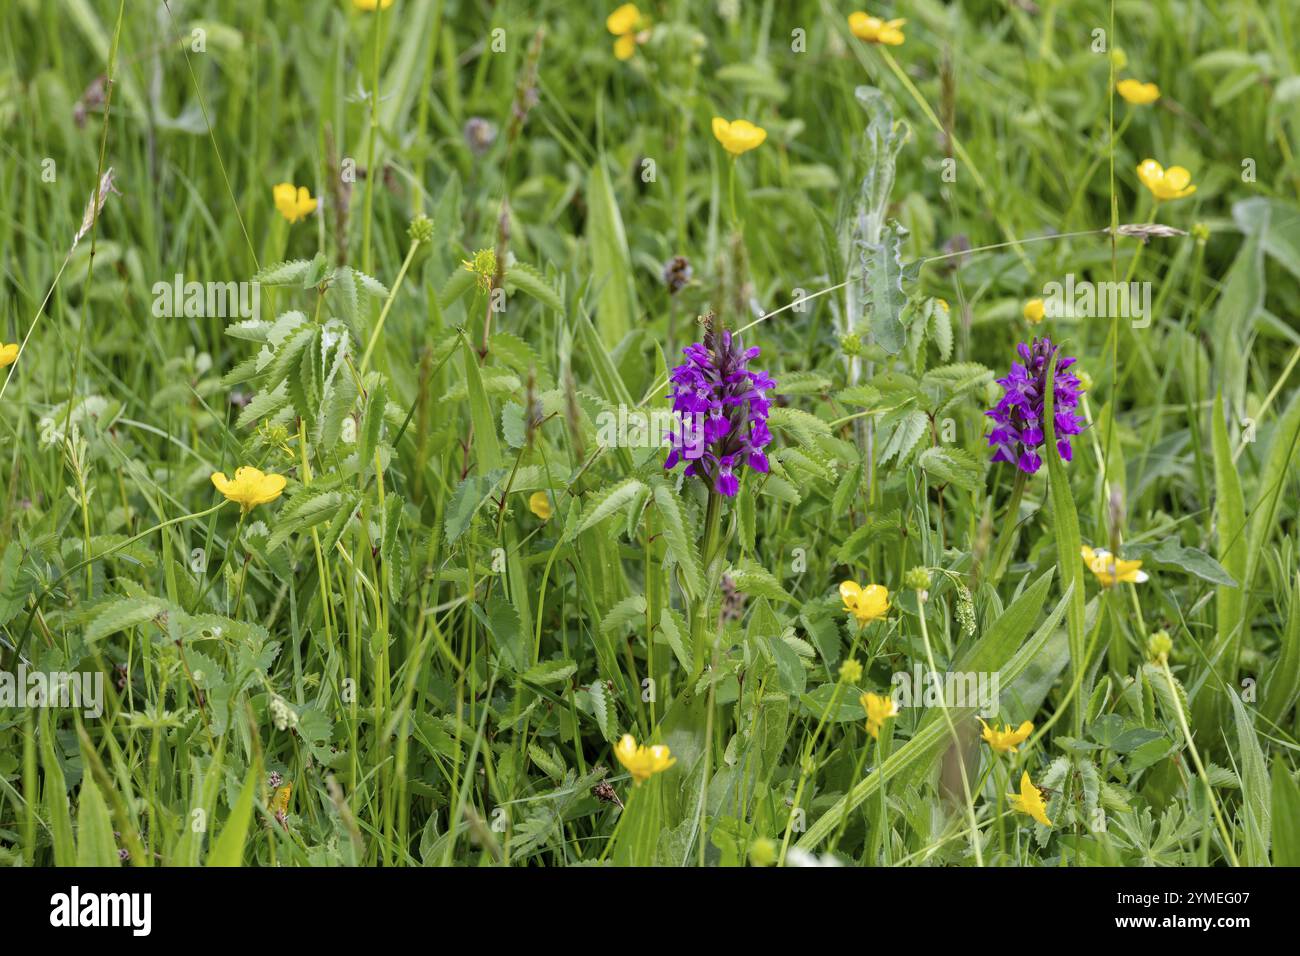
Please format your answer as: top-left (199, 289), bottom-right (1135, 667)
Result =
top-left (649, 478), bottom-right (703, 600)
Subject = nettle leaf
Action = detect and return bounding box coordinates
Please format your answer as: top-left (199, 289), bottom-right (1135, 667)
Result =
top-left (224, 318), bottom-right (272, 343)
top-left (574, 478), bottom-right (645, 538)
top-left (85, 595), bottom-right (172, 643)
top-left (775, 447), bottom-right (836, 484)
top-left (505, 260), bottom-right (564, 313)
top-left (441, 366), bottom-right (522, 402)
top-left (917, 446), bottom-right (984, 492)
top-left (236, 381), bottom-right (290, 430)
top-left (877, 407), bottom-right (927, 466)
top-left (657, 606), bottom-right (692, 670)
top-left (267, 489), bottom-right (345, 551)
top-left (759, 474), bottom-right (802, 505)
top-left (316, 366), bottom-right (358, 451)
top-left (522, 659), bottom-right (577, 685)
top-left (601, 594), bottom-right (647, 636)
top-left (352, 269), bottom-right (389, 299)
top-left (588, 680), bottom-right (615, 743)
top-left (439, 266), bottom-right (477, 308)
top-left (359, 380), bottom-right (388, 468)
top-left (727, 561), bottom-right (799, 607)
top-left (264, 324), bottom-right (318, 392)
top-left (484, 591), bottom-right (526, 671)
top-left (919, 362), bottom-right (993, 412)
top-left (836, 384), bottom-right (883, 408)
top-left (445, 474), bottom-right (496, 544)
top-left (331, 266), bottom-right (360, 325)
top-left (766, 633), bottom-right (807, 696)
top-left (837, 509), bottom-right (903, 563)
top-left (801, 600), bottom-right (843, 670)
top-left (927, 298), bottom-right (953, 360)
top-left (768, 406), bottom-right (832, 449)
top-left (650, 479), bottom-right (703, 598)
top-left (778, 371), bottom-right (833, 395)
top-left (253, 258), bottom-right (314, 286)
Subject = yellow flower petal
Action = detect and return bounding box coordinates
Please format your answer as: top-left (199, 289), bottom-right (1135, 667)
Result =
top-left (273, 182), bottom-right (317, 224)
top-left (860, 691), bottom-right (899, 740)
top-left (211, 466), bottom-right (287, 511)
top-left (606, 3), bottom-right (641, 36)
top-left (980, 718), bottom-right (1035, 753)
top-left (1135, 159), bottom-right (1196, 201)
top-left (614, 733), bottom-right (676, 784)
top-left (1081, 544), bottom-right (1148, 587)
top-left (613, 33), bottom-right (637, 60)
top-left (1023, 298), bottom-right (1046, 324)
top-left (712, 117), bottom-right (767, 156)
top-left (528, 491), bottom-right (552, 520)
top-left (1117, 79), bottom-right (1160, 105)
top-left (1009, 770), bottom-right (1053, 827)
top-left (848, 11), bottom-right (906, 45)
top-left (0, 343), bottom-right (19, 369)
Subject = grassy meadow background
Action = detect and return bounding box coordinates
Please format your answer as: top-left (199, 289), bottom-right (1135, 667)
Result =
top-left (1, 0), bottom-right (1300, 866)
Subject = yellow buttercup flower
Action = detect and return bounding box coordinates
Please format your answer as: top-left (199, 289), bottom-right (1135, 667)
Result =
top-left (273, 183), bottom-right (318, 224)
top-left (1117, 79), bottom-right (1160, 105)
top-left (607, 4), bottom-right (649, 60)
top-left (840, 580), bottom-right (889, 626)
top-left (613, 33), bottom-right (637, 60)
top-left (352, 0), bottom-right (394, 10)
top-left (613, 733), bottom-right (676, 784)
top-left (848, 11), bottom-right (906, 45)
top-left (980, 719), bottom-right (1034, 754)
top-left (712, 117), bottom-right (767, 157)
top-left (1135, 160), bottom-right (1196, 201)
top-left (606, 3), bottom-right (642, 36)
top-left (528, 491), bottom-right (552, 520)
top-left (1023, 298), bottom-right (1046, 325)
top-left (1081, 545), bottom-right (1148, 587)
top-left (211, 467), bottom-right (287, 512)
top-left (1008, 770), bottom-right (1053, 827)
top-left (0, 342), bottom-right (18, 369)
top-left (861, 692), bottom-right (899, 740)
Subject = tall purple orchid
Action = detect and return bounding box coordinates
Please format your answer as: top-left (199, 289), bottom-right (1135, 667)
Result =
top-left (664, 326), bottom-right (774, 497)
top-left (986, 337), bottom-right (1084, 474)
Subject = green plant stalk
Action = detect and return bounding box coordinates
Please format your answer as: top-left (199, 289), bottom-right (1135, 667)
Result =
top-left (690, 490), bottom-right (724, 674)
top-left (359, 235), bottom-right (422, 374)
top-left (988, 469), bottom-right (1027, 585)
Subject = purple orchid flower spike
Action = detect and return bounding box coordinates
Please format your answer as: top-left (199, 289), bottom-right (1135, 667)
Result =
top-left (985, 337), bottom-right (1084, 475)
top-left (664, 323), bottom-right (775, 497)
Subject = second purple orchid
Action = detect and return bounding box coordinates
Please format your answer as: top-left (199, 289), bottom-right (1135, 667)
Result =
top-left (664, 327), bottom-right (774, 497)
top-left (986, 337), bottom-right (1084, 474)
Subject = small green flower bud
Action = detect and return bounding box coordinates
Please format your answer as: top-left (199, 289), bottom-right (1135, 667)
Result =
top-left (748, 837), bottom-right (777, 867)
top-left (904, 566), bottom-right (932, 592)
top-left (1148, 629), bottom-right (1172, 665)
top-left (408, 214), bottom-right (435, 244)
